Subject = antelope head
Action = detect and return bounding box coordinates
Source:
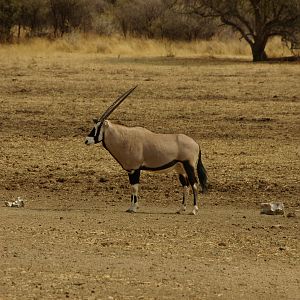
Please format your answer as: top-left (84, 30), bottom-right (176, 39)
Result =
top-left (85, 86), bottom-right (137, 145)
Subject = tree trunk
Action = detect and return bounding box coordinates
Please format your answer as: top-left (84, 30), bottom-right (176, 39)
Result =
top-left (17, 23), bottom-right (21, 42)
top-left (251, 41), bottom-right (268, 62)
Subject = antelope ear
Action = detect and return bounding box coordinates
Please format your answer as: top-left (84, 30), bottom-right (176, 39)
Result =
top-left (103, 120), bottom-right (110, 128)
top-left (93, 118), bottom-right (98, 124)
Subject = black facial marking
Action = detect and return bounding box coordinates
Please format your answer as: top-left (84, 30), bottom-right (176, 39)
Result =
top-left (94, 126), bottom-right (100, 143)
top-left (88, 127), bottom-right (96, 137)
top-left (88, 122), bottom-right (102, 144)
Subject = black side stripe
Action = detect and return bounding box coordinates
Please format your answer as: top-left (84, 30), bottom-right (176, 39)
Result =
top-left (140, 160), bottom-right (181, 171)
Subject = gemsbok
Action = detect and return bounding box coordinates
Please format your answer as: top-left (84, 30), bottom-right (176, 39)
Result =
top-left (85, 86), bottom-right (207, 215)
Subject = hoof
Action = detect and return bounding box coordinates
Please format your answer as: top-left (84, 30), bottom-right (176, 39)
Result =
top-left (190, 206), bottom-right (199, 215)
top-left (176, 206), bottom-right (186, 214)
top-left (126, 208), bottom-right (136, 213)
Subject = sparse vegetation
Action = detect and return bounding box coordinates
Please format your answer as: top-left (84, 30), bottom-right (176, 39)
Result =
top-left (1, 0), bottom-right (299, 61)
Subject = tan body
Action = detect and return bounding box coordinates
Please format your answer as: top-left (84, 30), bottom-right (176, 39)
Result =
top-left (103, 121), bottom-right (199, 173)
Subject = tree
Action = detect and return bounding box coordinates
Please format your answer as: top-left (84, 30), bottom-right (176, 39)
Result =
top-left (79, 0), bottom-right (115, 35)
top-left (0, 0), bottom-right (19, 42)
top-left (115, 0), bottom-right (166, 38)
top-left (49, 0), bottom-right (82, 37)
top-left (17, 0), bottom-right (48, 38)
top-left (114, 0), bottom-right (215, 40)
top-left (158, 8), bottom-right (215, 40)
top-left (186, 0), bottom-right (300, 61)
top-left (49, 0), bottom-right (104, 36)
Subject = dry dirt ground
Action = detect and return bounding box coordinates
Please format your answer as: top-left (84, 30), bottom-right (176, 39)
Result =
top-left (0, 53), bottom-right (299, 299)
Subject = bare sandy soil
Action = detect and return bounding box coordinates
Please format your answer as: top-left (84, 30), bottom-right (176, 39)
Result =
top-left (0, 53), bottom-right (299, 299)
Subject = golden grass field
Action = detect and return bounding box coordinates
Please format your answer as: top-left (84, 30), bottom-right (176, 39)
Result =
top-left (0, 37), bottom-right (299, 299)
top-left (0, 34), bottom-right (295, 59)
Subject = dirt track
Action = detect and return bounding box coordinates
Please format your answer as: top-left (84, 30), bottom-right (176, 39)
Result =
top-left (0, 54), bottom-right (299, 299)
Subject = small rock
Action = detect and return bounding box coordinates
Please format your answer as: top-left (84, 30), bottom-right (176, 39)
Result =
top-left (99, 177), bottom-right (108, 183)
top-left (4, 197), bottom-right (25, 208)
top-left (218, 242), bottom-right (226, 247)
top-left (271, 224), bottom-right (283, 229)
top-left (287, 212), bottom-right (296, 218)
top-left (261, 202), bottom-right (284, 215)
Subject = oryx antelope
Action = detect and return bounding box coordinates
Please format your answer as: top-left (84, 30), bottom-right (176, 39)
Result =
top-left (85, 86), bottom-right (207, 215)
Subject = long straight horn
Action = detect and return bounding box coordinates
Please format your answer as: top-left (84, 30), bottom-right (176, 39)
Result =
top-left (99, 85), bottom-right (138, 121)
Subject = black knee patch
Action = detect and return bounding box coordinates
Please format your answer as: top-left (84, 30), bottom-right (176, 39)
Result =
top-left (131, 195), bottom-right (138, 203)
top-left (128, 169), bottom-right (141, 185)
top-left (183, 161), bottom-right (198, 186)
top-left (179, 174), bottom-right (189, 187)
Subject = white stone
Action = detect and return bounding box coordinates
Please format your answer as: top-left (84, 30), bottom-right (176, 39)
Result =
top-left (260, 202), bottom-right (284, 215)
top-left (4, 197), bottom-right (25, 208)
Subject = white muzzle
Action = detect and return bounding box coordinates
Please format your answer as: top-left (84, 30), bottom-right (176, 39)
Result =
top-left (85, 137), bottom-right (95, 145)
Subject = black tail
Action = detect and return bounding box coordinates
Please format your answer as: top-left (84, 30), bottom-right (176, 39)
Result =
top-left (197, 151), bottom-right (208, 193)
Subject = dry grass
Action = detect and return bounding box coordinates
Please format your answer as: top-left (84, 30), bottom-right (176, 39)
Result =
top-left (0, 34), bottom-right (294, 60)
